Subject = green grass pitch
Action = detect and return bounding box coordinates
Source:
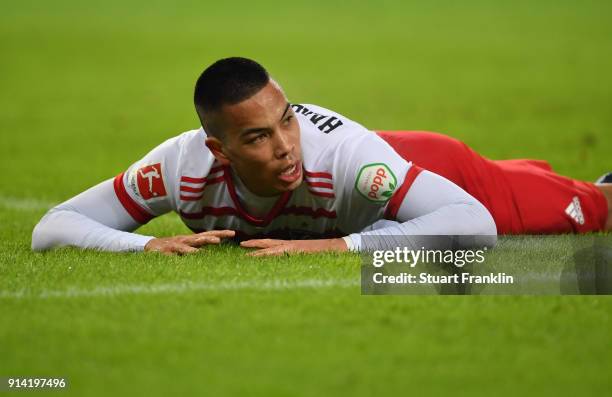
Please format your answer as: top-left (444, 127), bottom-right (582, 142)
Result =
top-left (1, 1), bottom-right (611, 395)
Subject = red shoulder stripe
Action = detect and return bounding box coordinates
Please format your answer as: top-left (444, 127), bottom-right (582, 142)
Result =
top-left (308, 190), bottom-right (335, 199)
top-left (179, 175), bottom-right (226, 201)
top-left (304, 170), bottom-right (333, 179)
top-left (180, 185), bottom-right (205, 193)
top-left (305, 181), bottom-right (333, 189)
top-left (180, 195), bottom-right (203, 202)
top-left (181, 176), bottom-right (206, 184)
top-left (181, 166), bottom-right (224, 184)
top-left (180, 175), bottom-right (225, 186)
top-left (113, 173), bottom-right (154, 224)
top-left (384, 165), bottom-right (423, 220)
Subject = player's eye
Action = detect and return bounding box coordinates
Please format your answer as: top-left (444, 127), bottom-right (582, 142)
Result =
top-left (249, 133), bottom-right (267, 144)
top-left (282, 115), bottom-right (293, 125)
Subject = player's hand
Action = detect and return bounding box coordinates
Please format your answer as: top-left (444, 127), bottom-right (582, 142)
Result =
top-left (144, 230), bottom-right (235, 255)
top-left (240, 238), bottom-right (348, 257)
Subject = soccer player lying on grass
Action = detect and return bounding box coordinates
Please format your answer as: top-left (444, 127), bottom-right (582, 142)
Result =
top-left (32, 57), bottom-right (612, 256)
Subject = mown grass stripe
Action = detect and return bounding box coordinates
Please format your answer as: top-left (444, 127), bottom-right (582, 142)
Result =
top-left (0, 278), bottom-right (361, 300)
top-left (0, 196), bottom-right (56, 211)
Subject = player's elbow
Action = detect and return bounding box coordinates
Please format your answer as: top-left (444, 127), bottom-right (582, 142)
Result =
top-left (467, 200), bottom-right (497, 248)
top-left (31, 209), bottom-right (63, 252)
top-left (32, 212), bottom-right (51, 251)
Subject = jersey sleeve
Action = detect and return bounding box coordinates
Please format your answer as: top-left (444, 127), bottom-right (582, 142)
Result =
top-left (343, 170), bottom-right (498, 251)
top-left (31, 178), bottom-right (156, 252)
top-left (333, 130), bottom-right (415, 231)
top-left (113, 137), bottom-right (180, 224)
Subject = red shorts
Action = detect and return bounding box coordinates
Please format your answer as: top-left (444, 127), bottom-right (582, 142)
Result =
top-left (376, 131), bottom-right (608, 234)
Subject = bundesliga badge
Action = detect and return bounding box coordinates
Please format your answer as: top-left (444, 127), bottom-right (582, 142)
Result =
top-left (136, 163), bottom-right (167, 200)
top-left (355, 163), bottom-right (397, 202)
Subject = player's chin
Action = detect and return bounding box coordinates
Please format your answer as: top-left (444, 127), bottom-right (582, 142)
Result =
top-left (275, 161), bottom-right (303, 191)
top-left (274, 175), bottom-right (303, 192)
top-left (285, 176), bottom-right (303, 192)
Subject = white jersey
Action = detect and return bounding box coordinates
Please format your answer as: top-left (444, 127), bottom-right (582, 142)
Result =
top-left (114, 104), bottom-right (416, 239)
top-left (32, 103), bottom-right (497, 253)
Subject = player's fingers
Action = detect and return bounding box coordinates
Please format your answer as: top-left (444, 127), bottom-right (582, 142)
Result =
top-left (157, 249), bottom-right (177, 256)
top-left (197, 230), bottom-right (236, 239)
top-left (154, 246), bottom-right (181, 256)
top-left (246, 245), bottom-right (290, 257)
top-left (240, 239), bottom-right (285, 249)
top-left (172, 243), bottom-right (199, 255)
top-left (183, 235), bottom-right (221, 247)
top-left (177, 234), bottom-right (215, 244)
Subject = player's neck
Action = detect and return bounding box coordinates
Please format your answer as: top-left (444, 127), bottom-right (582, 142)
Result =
top-left (231, 170), bottom-right (277, 217)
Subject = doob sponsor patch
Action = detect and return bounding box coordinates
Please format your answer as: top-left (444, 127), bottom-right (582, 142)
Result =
top-left (355, 163), bottom-right (397, 202)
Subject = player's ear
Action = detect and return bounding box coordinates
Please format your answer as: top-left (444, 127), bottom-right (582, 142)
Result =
top-left (205, 137), bottom-right (231, 166)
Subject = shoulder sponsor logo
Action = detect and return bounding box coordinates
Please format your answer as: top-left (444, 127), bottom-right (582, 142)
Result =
top-left (355, 163), bottom-right (397, 202)
top-left (564, 196), bottom-right (585, 225)
top-left (136, 163), bottom-right (167, 200)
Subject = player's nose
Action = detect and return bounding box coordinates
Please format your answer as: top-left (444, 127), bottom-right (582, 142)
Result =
top-left (273, 130), bottom-right (294, 159)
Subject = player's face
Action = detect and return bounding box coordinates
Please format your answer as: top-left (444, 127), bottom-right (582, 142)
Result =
top-left (210, 80), bottom-right (303, 197)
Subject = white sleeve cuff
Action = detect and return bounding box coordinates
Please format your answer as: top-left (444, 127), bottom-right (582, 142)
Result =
top-left (130, 234), bottom-right (156, 251)
top-left (343, 234), bottom-right (362, 252)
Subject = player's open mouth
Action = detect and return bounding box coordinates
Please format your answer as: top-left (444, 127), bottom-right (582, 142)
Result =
top-left (278, 161), bottom-right (302, 183)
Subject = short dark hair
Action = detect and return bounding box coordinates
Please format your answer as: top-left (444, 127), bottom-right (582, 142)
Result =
top-left (194, 57), bottom-right (270, 138)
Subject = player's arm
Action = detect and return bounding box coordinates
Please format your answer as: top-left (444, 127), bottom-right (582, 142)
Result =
top-left (241, 130), bottom-right (496, 256)
top-left (31, 179), bottom-right (233, 253)
top-left (32, 177), bottom-right (156, 252)
top-left (31, 137), bottom-right (233, 254)
top-left (343, 168), bottom-right (497, 251)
